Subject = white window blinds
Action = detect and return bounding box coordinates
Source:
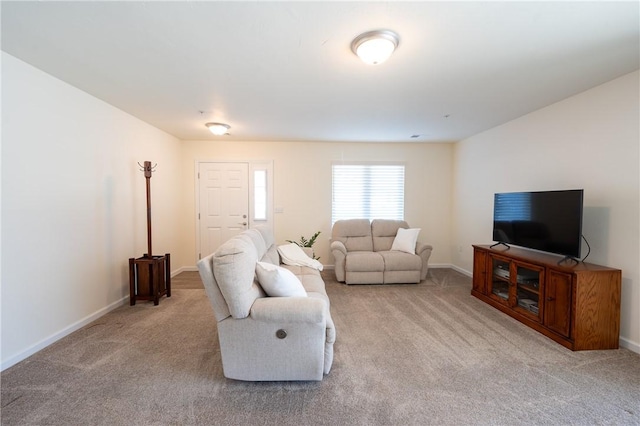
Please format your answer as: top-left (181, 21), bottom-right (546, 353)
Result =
top-left (332, 163), bottom-right (405, 224)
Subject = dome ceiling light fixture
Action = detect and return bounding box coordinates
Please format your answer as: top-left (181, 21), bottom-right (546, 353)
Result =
top-left (351, 30), bottom-right (400, 65)
top-left (205, 122), bottom-right (230, 135)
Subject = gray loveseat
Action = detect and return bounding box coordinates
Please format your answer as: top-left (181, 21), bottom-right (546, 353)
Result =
top-left (197, 227), bottom-right (335, 381)
top-left (331, 219), bottom-right (433, 285)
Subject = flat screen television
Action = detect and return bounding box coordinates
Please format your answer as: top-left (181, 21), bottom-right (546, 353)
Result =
top-left (492, 189), bottom-right (584, 258)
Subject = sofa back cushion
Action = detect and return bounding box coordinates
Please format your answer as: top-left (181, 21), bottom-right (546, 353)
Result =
top-left (253, 226), bottom-right (279, 264)
top-left (255, 225), bottom-right (274, 248)
top-left (213, 234), bottom-right (266, 319)
top-left (372, 219), bottom-right (409, 252)
top-left (331, 219), bottom-right (373, 251)
top-left (261, 245), bottom-right (280, 265)
top-left (197, 253), bottom-right (232, 322)
top-left (243, 228), bottom-right (267, 258)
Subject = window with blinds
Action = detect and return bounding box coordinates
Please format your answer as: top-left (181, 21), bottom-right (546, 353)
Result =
top-left (332, 163), bottom-right (405, 224)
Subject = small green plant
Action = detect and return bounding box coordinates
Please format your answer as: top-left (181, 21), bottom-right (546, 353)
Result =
top-left (286, 231), bottom-right (321, 260)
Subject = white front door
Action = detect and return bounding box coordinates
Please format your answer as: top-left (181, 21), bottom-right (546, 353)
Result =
top-left (198, 162), bottom-right (249, 259)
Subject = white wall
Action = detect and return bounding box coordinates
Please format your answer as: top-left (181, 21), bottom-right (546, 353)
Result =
top-left (1, 53), bottom-right (183, 369)
top-left (179, 141), bottom-right (454, 268)
top-left (452, 71), bottom-right (640, 352)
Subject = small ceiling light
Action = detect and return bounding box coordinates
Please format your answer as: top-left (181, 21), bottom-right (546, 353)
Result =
top-left (351, 30), bottom-right (399, 65)
top-left (205, 122), bottom-right (230, 135)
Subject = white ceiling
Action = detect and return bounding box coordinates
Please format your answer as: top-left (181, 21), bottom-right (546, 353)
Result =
top-left (2, 1), bottom-right (638, 143)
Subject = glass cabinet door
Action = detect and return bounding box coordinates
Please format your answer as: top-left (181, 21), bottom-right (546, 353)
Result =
top-left (514, 263), bottom-right (543, 321)
top-left (489, 257), bottom-right (511, 303)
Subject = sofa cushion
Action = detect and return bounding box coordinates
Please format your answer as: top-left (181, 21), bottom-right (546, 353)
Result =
top-left (279, 264), bottom-right (326, 293)
top-left (213, 236), bottom-right (265, 319)
top-left (384, 270), bottom-right (421, 284)
top-left (391, 228), bottom-right (421, 254)
top-left (255, 261), bottom-right (308, 297)
top-left (332, 219), bottom-right (373, 251)
top-left (280, 264), bottom-right (321, 277)
top-left (244, 229), bottom-right (267, 259)
top-left (255, 225), bottom-right (275, 248)
top-left (379, 251), bottom-right (422, 271)
top-left (346, 271), bottom-right (384, 285)
top-left (372, 219), bottom-right (409, 252)
top-left (346, 251), bottom-right (384, 272)
top-left (261, 245), bottom-right (280, 265)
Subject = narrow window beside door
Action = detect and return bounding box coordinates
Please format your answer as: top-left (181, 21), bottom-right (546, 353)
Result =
top-left (253, 169), bottom-right (267, 221)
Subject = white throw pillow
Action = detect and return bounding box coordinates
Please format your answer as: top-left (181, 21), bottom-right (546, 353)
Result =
top-left (255, 261), bottom-right (308, 297)
top-left (391, 228), bottom-right (421, 254)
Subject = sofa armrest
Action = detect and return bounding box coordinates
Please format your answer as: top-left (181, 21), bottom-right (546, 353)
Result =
top-left (330, 240), bottom-right (347, 282)
top-left (416, 242), bottom-right (433, 256)
top-left (416, 242), bottom-right (433, 280)
top-left (330, 240), bottom-right (347, 255)
top-left (250, 297), bottom-right (326, 324)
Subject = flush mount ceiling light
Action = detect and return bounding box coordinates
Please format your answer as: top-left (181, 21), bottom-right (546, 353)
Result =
top-left (205, 122), bottom-right (230, 135)
top-left (351, 30), bottom-right (399, 65)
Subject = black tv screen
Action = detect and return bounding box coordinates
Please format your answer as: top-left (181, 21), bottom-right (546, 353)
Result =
top-left (493, 189), bottom-right (584, 258)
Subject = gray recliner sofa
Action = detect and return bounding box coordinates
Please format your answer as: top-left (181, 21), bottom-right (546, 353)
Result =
top-left (331, 219), bottom-right (433, 284)
top-left (197, 227), bottom-right (335, 381)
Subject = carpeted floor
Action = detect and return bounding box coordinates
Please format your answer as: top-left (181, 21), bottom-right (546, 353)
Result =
top-left (2, 268), bottom-right (639, 425)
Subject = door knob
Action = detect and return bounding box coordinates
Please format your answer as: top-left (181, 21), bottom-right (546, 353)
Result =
top-left (238, 222), bottom-right (247, 226)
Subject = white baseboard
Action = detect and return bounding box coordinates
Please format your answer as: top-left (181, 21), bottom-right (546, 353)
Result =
top-left (619, 336), bottom-right (640, 355)
top-left (1, 295), bottom-right (129, 372)
top-left (427, 263), bottom-right (472, 277)
top-left (171, 265), bottom-right (198, 276)
top-left (448, 264), bottom-right (472, 277)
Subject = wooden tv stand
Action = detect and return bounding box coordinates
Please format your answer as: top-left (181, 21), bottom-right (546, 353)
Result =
top-left (471, 245), bottom-right (621, 350)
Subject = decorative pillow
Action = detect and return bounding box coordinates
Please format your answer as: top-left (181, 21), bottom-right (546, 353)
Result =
top-left (391, 228), bottom-right (421, 254)
top-left (255, 261), bottom-right (308, 297)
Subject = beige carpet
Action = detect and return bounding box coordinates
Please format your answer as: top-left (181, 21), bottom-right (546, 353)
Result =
top-left (2, 269), bottom-right (639, 425)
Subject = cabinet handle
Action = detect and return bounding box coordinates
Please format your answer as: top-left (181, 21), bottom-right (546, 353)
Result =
top-left (547, 296), bottom-right (555, 302)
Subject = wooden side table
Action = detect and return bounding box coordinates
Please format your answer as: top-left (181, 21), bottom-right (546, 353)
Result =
top-left (129, 253), bottom-right (171, 306)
